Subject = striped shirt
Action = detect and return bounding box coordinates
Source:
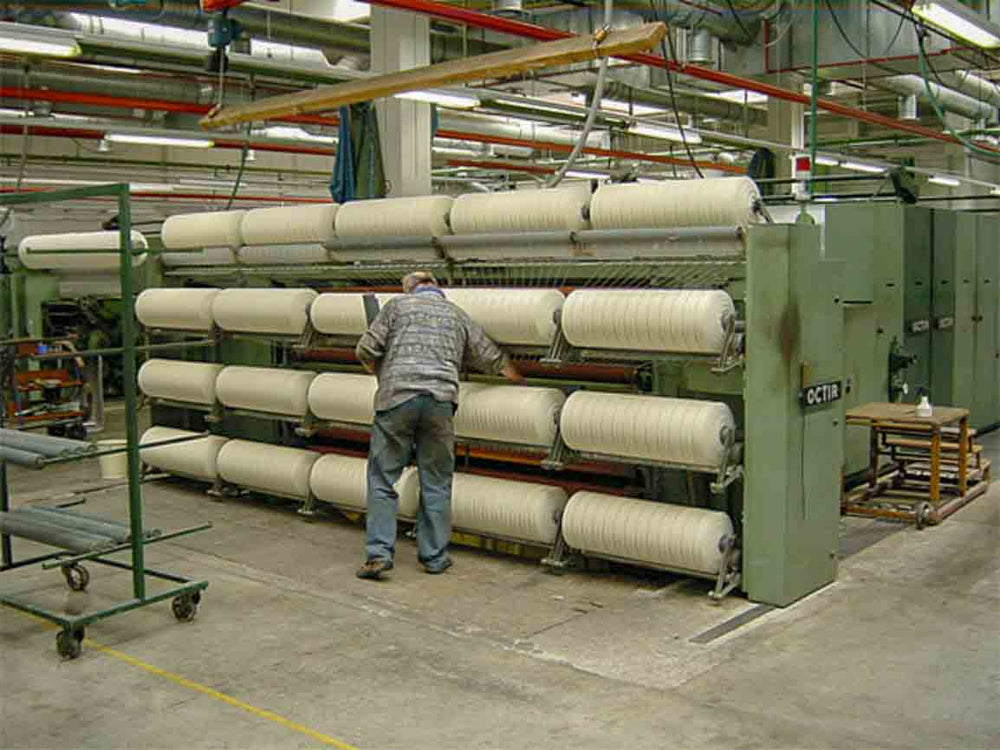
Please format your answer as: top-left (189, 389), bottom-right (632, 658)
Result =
top-left (356, 288), bottom-right (509, 412)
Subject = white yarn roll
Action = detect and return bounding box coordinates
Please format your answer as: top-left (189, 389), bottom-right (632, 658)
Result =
top-left (308, 454), bottom-right (419, 516)
top-left (451, 473), bottom-right (568, 545)
top-left (561, 289), bottom-right (735, 354)
top-left (449, 185), bottom-right (590, 234)
top-left (590, 177), bottom-right (760, 230)
top-left (211, 288), bottom-right (317, 335)
top-left (444, 288), bottom-right (564, 345)
top-left (18, 230), bottom-right (148, 270)
top-left (240, 204), bottom-right (338, 246)
top-left (334, 195), bottom-right (453, 239)
top-left (161, 210), bottom-right (245, 249)
top-left (306, 373), bottom-right (377, 425)
top-left (217, 439), bottom-right (318, 499)
top-left (310, 293), bottom-right (399, 336)
top-left (215, 366), bottom-right (316, 416)
top-left (138, 359), bottom-right (222, 405)
top-left (455, 383), bottom-right (563, 446)
top-left (237, 243), bottom-right (331, 266)
top-left (561, 492), bottom-right (733, 576)
top-left (140, 427), bottom-right (228, 482)
top-left (160, 246), bottom-right (236, 266)
top-left (135, 288), bottom-right (220, 331)
top-left (560, 391), bottom-right (734, 469)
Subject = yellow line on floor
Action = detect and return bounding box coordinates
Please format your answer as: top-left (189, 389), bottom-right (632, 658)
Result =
top-left (12, 610), bottom-right (361, 750)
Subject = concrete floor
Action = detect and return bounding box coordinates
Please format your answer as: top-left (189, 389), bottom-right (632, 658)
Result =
top-left (1, 410), bottom-right (998, 750)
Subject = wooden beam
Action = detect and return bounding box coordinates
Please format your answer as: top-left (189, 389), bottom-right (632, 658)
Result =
top-left (200, 23), bottom-right (666, 130)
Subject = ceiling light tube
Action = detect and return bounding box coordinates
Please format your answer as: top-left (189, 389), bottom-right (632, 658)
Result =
top-left (629, 122), bottom-right (702, 145)
top-left (989, 187), bottom-right (1000, 196)
top-left (105, 133), bottom-right (215, 148)
top-left (814, 155), bottom-right (840, 167)
top-left (0, 22), bottom-right (81, 58)
top-left (928, 175), bottom-right (960, 187)
top-left (394, 89), bottom-right (480, 109)
top-left (563, 169), bottom-right (606, 179)
top-left (912, 0), bottom-right (1000, 49)
top-left (841, 160), bottom-right (886, 174)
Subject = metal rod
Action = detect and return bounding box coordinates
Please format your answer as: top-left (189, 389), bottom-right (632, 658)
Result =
top-left (0, 428), bottom-right (96, 457)
top-left (10, 338), bottom-right (214, 362)
top-left (0, 513), bottom-right (116, 553)
top-left (0, 446), bottom-right (45, 468)
top-left (39, 432), bottom-right (214, 466)
top-left (40, 523), bottom-right (213, 569)
top-left (15, 506), bottom-right (157, 545)
top-left (89, 557), bottom-right (194, 584)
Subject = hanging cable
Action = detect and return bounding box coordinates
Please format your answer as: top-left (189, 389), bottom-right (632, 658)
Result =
top-left (547, 0), bottom-right (613, 187)
top-left (226, 122), bottom-right (252, 210)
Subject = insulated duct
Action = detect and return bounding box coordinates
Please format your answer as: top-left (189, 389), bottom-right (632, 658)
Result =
top-left (879, 75), bottom-right (998, 123)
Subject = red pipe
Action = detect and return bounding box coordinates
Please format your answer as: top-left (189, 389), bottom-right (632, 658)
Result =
top-left (0, 186), bottom-right (330, 203)
top-left (363, 0), bottom-right (1000, 153)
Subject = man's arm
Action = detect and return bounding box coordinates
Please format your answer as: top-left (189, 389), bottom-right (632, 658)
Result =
top-left (356, 304), bottom-right (393, 374)
top-left (464, 317), bottom-right (526, 385)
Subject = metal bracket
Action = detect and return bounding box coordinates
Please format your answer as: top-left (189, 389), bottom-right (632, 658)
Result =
top-left (540, 515), bottom-right (576, 573)
top-left (710, 428), bottom-right (743, 495)
top-left (708, 534), bottom-right (741, 602)
top-left (541, 428), bottom-right (568, 471)
top-left (711, 316), bottom-right (745, 374)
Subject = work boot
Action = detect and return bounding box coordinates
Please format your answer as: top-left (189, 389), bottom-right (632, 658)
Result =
top-left (356, 559), bottom-right (393, 580)
top-left (422, 557), bottom-right (453, 575)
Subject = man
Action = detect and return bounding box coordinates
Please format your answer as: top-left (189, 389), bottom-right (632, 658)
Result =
top-left (355, 271), bottom-right (524, 580)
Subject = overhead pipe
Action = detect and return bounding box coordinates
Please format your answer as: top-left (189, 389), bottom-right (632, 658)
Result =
top-left (358, 0), bottom-right (1000, 153)
top-left (879, 75), bottom-right (998, 122)
top-left (0, 186), bottom-right (329, 203)
top-left (935, 70), bottom-right (1000, 108)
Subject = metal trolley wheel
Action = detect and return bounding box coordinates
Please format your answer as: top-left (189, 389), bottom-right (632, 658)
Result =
top-left (915, 501), bottom-right (933, 530)
top-left (171, 591), bottom-right (202, 622)
top-left (61, 563), bottom-right (90, 592)
top-left (56, 627), bottom-right (85, 660)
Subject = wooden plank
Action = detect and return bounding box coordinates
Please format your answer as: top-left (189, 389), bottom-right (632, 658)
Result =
top-left (201, 23), bottom-right (666, 129)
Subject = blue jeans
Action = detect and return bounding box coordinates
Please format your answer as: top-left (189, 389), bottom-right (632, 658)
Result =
top-left (365, 394), bottom-right (455, 570)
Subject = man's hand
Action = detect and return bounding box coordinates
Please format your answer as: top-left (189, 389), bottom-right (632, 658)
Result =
top-left (501, 362), bottom-right (527, 386)
top-left (360, 359), bottom-right (377, 375)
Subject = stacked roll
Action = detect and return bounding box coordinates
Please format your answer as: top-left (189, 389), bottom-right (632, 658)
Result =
top-left (308, 454), bottom-right (420, 516)
top-left (561, 492), bottom-right (733, 576)
top-left (240, 204), bottom-right (338, 246)
top-left (307, 373), bottom-right (377, 425)
top-left (334, 196), bottom-right (453, 239)
top-left (455, 383), bottom-right (563, 446)
top-left (138, 359), bottom-right (222, 406)
top-left (590, 177), bottom-right (760, 230)
top-left (135, 288), bottom-right (220, 331)
top-left (310, 293), bottom-right (399, 336)
top-left (449, 185), bottom-right (590, 234)
top-left (445, 288), bottom-right (564, 346)
top-left (161, 210), bottom-right (245, 249)
top-left (215, 366), bottom-right (316, 416)
top-left (238, 244), bottom-right (331, 265)
top-left (559, 391), bottom-right (734, 469)
top-left (140, 427), bottom-right (229, 482)
top-left (451, 473), bottom-right (568, 545)
top-left (561, 289), bottom-right (735, 354)
top-left (217, 440), bottom-right (318, 499)
top-left (18, 230), bottom-right (148, 271)
top-left (211, 288), bottom-right (317, 335)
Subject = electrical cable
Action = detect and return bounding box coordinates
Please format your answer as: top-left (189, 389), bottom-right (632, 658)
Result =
top-left (547, 0), bottom-right (613, 187)
top-left (225, 122), bottom-right (252, 210)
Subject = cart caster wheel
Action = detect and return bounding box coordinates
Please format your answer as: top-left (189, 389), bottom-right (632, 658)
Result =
top-left (66, 423), bottom-right (87, 440)
top-left (172, 591), bottom-right (201, 622)
top-left (915, 502), bottom-right (933, 530)
top-left (62, 563), bottom-right (90, 592)
top-left (56, 627), bottom-right (84, 659)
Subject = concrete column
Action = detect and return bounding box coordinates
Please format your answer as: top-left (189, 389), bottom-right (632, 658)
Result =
top-left (370, 6), bottom-right (432, 197)
top-left (765, 86), bottom-right (804, 180)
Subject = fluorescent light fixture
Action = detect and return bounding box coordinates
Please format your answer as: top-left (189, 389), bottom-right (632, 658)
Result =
top-left (990, 186), bottom-right (1000, 196)
top-left (841, 160), bottom-right (886, 174)
top-left (928, 175), bottom-right (960, 187)
top-left (433, 146), bottom-right (482, 157)
top-left (254, 125), bottom-right (335, 144)
top-left (912, 0), bottom-right (1000, 48)
top-left (815, 155), bottom-right (840, 167)
top-left (706, 89), bottom-right (768, 105)
top-left (564, 169), bottom-right (606, 179)
top-left (0, 108), bottom-right (26, 118)
top-left (68, 14), bottom-right (208, 49)
top-left (105, 133), bottom-right (214, 148)
top-left (394, 89), bottom-right (480, 109)
top-left (629, 122), bottom-right (702, 144)
top-left (0, 22), bottom-right (80, 58)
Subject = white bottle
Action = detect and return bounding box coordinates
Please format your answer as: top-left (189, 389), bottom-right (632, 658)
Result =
top-left (916, 395), bottom-right (933, 418)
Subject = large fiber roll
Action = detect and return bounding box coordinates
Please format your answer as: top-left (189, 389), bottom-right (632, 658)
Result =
top-left (217, 439), bottom-right (318, 499)
top-left (308, 454), bottom-right (420, 516)
top-left (310, 293), bottom-right (399, 336)
top-left (140, 426), bottom-right (228, 482)
top-left (161, 246), bottom-right (236, 267)
top-left (237, 244), bottom-right (330, 266)
top-left (135, 288), bottom-right (220, 331)
top-left (451, 473), bottom-right (568, 545)
top-left (334, 195), bottom-right (453, 239)
top-left (211, 288), bottom-right (317, 335)
top-left (18, 230), bottom-right (148, 271)
top-left (138, 359), bottom-right (222, 406)
top-left (240, 204), bottom-right (338, 246)
top-left (561, 289), bottom-right (735, 354)
top-left (560, 391), bottom-right (734, 469)
top-left (449, 185), bottom-right (590, 234)
top-left (161, 210), bottom-right (245, 249)
top-left (216, 366), bottom-right (316, 416)
top-left (455, 383), bottom-right (563, 446)
top-left (590, 177), bottom-right (760, 230)
top-left (444, 288), bottom-right (564, 346)
top-left (306, 373), bottom-right (376, 424)
top-left (561, 492), bottom-right (733, 576)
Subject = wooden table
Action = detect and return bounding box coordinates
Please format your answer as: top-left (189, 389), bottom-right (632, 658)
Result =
top-left (844, 402), bottom-right (990, 527)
